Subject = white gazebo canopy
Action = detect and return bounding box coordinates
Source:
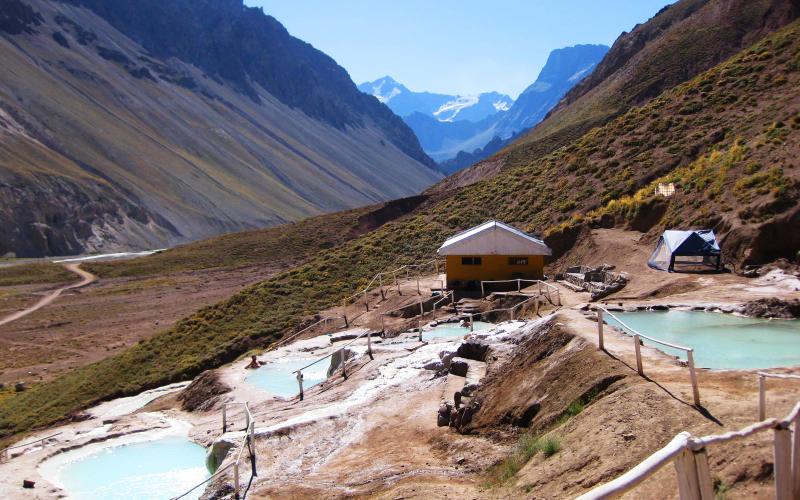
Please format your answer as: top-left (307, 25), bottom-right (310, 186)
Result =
top-left (437, 220), bottom-right (552, 256)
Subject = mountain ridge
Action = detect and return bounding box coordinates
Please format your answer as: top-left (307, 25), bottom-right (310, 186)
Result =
top-left (0, 0), bottom-right (440, 257)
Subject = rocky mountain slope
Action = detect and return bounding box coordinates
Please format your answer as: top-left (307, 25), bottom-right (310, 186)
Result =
top-left (438, 0), bottom-right (799, 190)
top-left (0, 0), bottom-right (440, 257)
top-left (1, 0), bottom-right (799, 441)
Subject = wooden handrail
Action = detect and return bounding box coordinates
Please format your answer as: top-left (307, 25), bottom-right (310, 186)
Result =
top-left (0, 432), bottom-right (62, 462)
top-left (758, 372), bottom-right (800, 420)
top-left (578, 401), bottom-right (800, 500)
top-left (173, 402), bottom-right (255, 500)
top-left (479, 278), bottom-right (561, 306)
top-left (597, 306), bottom-right (701, 407)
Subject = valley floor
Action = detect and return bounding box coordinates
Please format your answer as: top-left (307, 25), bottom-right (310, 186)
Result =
top-left (0, 264), bottom-right (276, 386)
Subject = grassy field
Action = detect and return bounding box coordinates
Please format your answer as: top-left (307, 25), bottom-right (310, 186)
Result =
top-left (0, 263), bottom-right (79, 287)
top-left (1, 19), bottom-right (798, 440)
top-left (85, 206), bottom-right (382, 279)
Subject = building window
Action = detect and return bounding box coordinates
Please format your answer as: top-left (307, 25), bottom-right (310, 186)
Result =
top-left (462, 256), bottom-right (482, 266)
top-left (508, 257), bottom-right (528, 266)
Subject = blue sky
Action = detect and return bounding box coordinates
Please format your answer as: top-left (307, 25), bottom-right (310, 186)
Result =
top-left (247, 1), bottom-right (674, 98)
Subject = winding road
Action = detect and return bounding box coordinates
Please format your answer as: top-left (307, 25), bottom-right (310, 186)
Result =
top-left (0, 263), bottom-right (97, 327)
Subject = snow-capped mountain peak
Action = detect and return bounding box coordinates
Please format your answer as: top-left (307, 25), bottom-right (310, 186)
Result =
top-left (358, 77), bottom-right (514, 124)
top-left (363, 76), bottom-right (406, 103)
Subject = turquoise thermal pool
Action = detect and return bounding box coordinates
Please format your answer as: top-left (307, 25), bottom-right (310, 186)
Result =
top-left (246, 358), bottom-right (328, 397)
top-left (606, 310), bottom-right (800, 369)
top-left (423, 321), bottom-right (494, 340)
top-left (54, 436), bottom-right (210, 500)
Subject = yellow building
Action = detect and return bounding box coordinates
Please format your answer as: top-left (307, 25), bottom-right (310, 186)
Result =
top-left (438, 220), bottom-right (552, 289)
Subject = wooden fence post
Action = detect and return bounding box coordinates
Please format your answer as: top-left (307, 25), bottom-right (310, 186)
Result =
top-left (342, 299), bottom-right (349, 328)
top-left (222, 405), bottom-right (227, 433)
top-left (341, 350), bottom-right (348, 380)
top-left (633, 334), bottom-right (643, 375)
top-left (364, 290), bottom-right (369, 311)
top-left (597, 309), bottom-right (605, 351)
top-left (417, 275), bottom-right (421, 295)
top-left (687, 350), bottom-right (701, 407)
top-left (470, 314), bottom-right (474, 332)
top-left (775, 425), bottom-right (793, 500)
top-left (367, 332), bottom-right (374, 359)
top-left (674, 448), bottom-right (702, 500)
top-left (517, 279), bottom-right (521, 292)
top-left (234, 461), bottom-right (240, 499)
top-left (693, 448), bottom-right (715, 500)
top-left (396, 273), bottom-right (402, 296)
top-left (480, 281), bottom-right (485, 297)
top-left (759, 374), bottom-right (766, 421)
top-left (297, 371), bottom-right (304, 401)
top-left (793, 413), bottom-right (800, 499)
top-left (435, 260), bottom-right (439, 276)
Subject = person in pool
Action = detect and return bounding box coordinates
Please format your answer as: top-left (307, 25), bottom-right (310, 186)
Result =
top-left (245, 355), bottom-right (263, 369)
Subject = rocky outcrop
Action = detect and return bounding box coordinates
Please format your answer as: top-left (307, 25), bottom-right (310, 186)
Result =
top-left (178, 370), bottom-right (232, 412)
top-left (740, 298), bottom-right (800, 319)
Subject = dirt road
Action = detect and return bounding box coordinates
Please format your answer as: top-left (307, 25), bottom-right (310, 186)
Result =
top-left (0, 264), bottom-right (96, 327)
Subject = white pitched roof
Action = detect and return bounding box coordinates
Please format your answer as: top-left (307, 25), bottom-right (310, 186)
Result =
top-left (437, 220), bottom-right (552, 256)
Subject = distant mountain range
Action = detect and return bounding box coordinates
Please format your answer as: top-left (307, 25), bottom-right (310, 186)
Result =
top-left (0, 0), bottom-right (441, 257)
top-left (358, 77), bottom-right (513, 123)
top-left (360, 44), bottom-right (608, 170)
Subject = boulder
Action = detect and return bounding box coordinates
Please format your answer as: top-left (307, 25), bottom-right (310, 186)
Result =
top-left (423, 360), bottom-right (444, 371)
top-left (437, 403), bottom-right (452, 427)
top-left (456, 340), bottom-right (489, 362)
top-left (23, 480), bottom-right (35, 489)
top-left (449, 359), bottom-right (469, 377)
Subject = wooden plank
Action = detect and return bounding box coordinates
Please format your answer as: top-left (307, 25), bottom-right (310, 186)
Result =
top-left (775, 426), bottom-right (793, 500)
top-left (693, 448), bottom-right (715, 500)
top-left (674, 448), bottom-right (701, 500)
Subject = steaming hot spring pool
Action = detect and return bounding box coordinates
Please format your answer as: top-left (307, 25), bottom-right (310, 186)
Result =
top-left (422, 321), bottom-right (493, 340)
top-left (246, 358), bottom-right (328, 398)
top-left (40, 435), bottom-right (210, 500)
top-left (605, 310), bottom-right (800, 370)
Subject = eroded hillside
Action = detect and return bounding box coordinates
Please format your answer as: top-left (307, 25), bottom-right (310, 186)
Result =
top-left (435, 0), bottom-right (799, 192)
top-left (0, 0), bottom-right (440, 257)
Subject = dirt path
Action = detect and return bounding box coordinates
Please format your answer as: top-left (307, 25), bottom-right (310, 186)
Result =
top-left (0, 263), bottom-right (96, 327)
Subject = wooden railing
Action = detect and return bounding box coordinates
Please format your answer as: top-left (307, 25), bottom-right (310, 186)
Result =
top-left (292, 329), bottom-right (376, 399)
top-left (597, 306), bottom-right (701, 407)
top-left (479, 278), bottom-right (561, 306)
top-left (172, 403), bottom-right (255, 500)
top-left (0, 432), bottom-right (61, 463)
top-left (265, 316), bottom-right (347, 354)
top-left (342, 258), bottom-right (445, 312)
top-left (577, 401), bottom-right (800, 500)
top-left (758, 371), bottom-right (800, 420)
top-left (465, 294), bottom-right (544, 331)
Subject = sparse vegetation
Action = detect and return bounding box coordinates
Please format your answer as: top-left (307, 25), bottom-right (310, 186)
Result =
top-left (0, 263), bottom-right (78, 287)
top-left (484, 434), bottom-right (562, 487)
